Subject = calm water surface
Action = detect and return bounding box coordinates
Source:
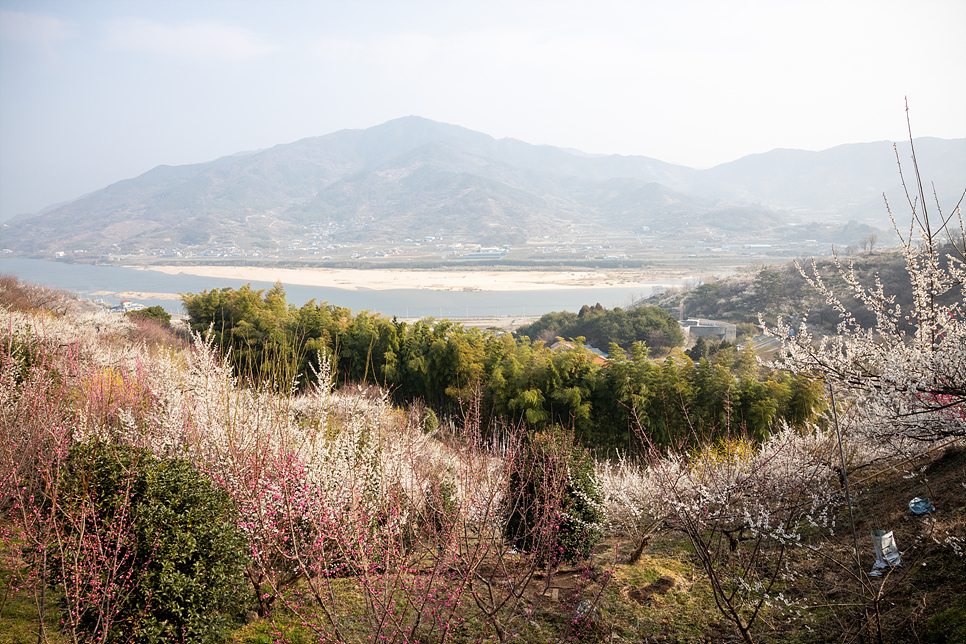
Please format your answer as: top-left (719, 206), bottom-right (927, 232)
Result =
top-left (1, 259), bottom-right (683, 318)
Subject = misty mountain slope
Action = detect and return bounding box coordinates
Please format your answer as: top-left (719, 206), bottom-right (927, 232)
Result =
top-left (576, 179), bottom-right (709, 226)
top-left (334, 116), bottom-right (696, 187)
top-left (295, 156), bottom-right (557, 242)
top-left (703, 137), bottom-right (966, 213)
top-left (288, 140), bottom-right (725, 238)
top-left (1, 116), bottom-right (961, 254)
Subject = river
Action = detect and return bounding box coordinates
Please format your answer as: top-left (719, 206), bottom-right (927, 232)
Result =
top-left (0, 258), bottom-right (684, 319)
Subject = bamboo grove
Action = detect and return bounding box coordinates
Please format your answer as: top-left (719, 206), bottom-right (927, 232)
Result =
top-left (181, 283), bottom-right (825, 452)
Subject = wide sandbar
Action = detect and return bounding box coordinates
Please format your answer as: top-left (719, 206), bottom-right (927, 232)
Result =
top-left (139, 265), bottom-right (684, 293)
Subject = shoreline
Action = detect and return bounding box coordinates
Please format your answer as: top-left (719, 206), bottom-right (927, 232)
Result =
top-left (135, 264), bottom-right (692, 294)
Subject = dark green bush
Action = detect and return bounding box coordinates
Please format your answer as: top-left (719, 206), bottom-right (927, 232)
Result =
top-left (503, 427), bottom-right (605, 563)
top-left (422, 407), bottom-right (439, 434)
top-left (925, 593), bottom-right (966, 643)
top-left (127, 305), bottom-right (171, 326)
top-left (515, 303), bottom-right (685, 351)
top-left (54, 441), bottom-right (248, 644)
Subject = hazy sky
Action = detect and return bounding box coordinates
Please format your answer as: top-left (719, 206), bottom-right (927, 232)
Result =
top-left (1, 0), bottom-right (964, 221)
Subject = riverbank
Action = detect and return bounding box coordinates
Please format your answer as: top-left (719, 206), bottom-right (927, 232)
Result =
top-left (0, 258), bottom-right (691, 318)
top-left (137, 264), bottom-right (686, 293)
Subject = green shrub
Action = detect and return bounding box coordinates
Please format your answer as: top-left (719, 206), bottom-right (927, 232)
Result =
top-left (127, 305), bottom-right (171, 326)
top-left (925, 593), bottom-right (966, 644)
top-left (503, 427), bottom-right (605, 563)
top-left (735, 321), bottom-right (759, 340)
top-left (558, 440), bottom-right (606, 561)
top-left (422, 407), bottom-right (439, 434)
top-left (54, 441), bottom-right (248, 644)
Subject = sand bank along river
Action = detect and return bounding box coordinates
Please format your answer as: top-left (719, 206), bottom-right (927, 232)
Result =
top-left (141, 264), bottom-right (686, 292)
top-left (1, 259), bottom-right (692, 318)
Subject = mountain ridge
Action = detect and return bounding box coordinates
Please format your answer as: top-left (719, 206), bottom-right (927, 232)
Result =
top-left (2, 116), bottom-right (962, 254)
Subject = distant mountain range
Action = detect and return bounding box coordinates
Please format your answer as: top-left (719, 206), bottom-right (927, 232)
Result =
top-left (2, 116), bottom-right (963, 254)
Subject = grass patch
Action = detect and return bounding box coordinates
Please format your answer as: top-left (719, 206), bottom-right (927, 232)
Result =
top-left (0, 578), bottom-right (68, 644)
top-left (924, 592), bottom-right (966, 644)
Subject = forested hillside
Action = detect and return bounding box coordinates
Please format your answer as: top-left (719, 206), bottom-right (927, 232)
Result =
top-left (640, 240), bottom-right (966, 337)
top-left (514, 302), bottom-right (685, 351)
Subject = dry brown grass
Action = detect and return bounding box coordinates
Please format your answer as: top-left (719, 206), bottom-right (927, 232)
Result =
top-left (0, 274), bottom-right (82, 314)
top-left (769, 443), bottom-right (966, 644)
top-left (125, 314), bottom-right (189, 352)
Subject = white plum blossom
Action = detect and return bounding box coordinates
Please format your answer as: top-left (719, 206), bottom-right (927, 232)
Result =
top-left (770, 134), bottom-right (965, 444)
